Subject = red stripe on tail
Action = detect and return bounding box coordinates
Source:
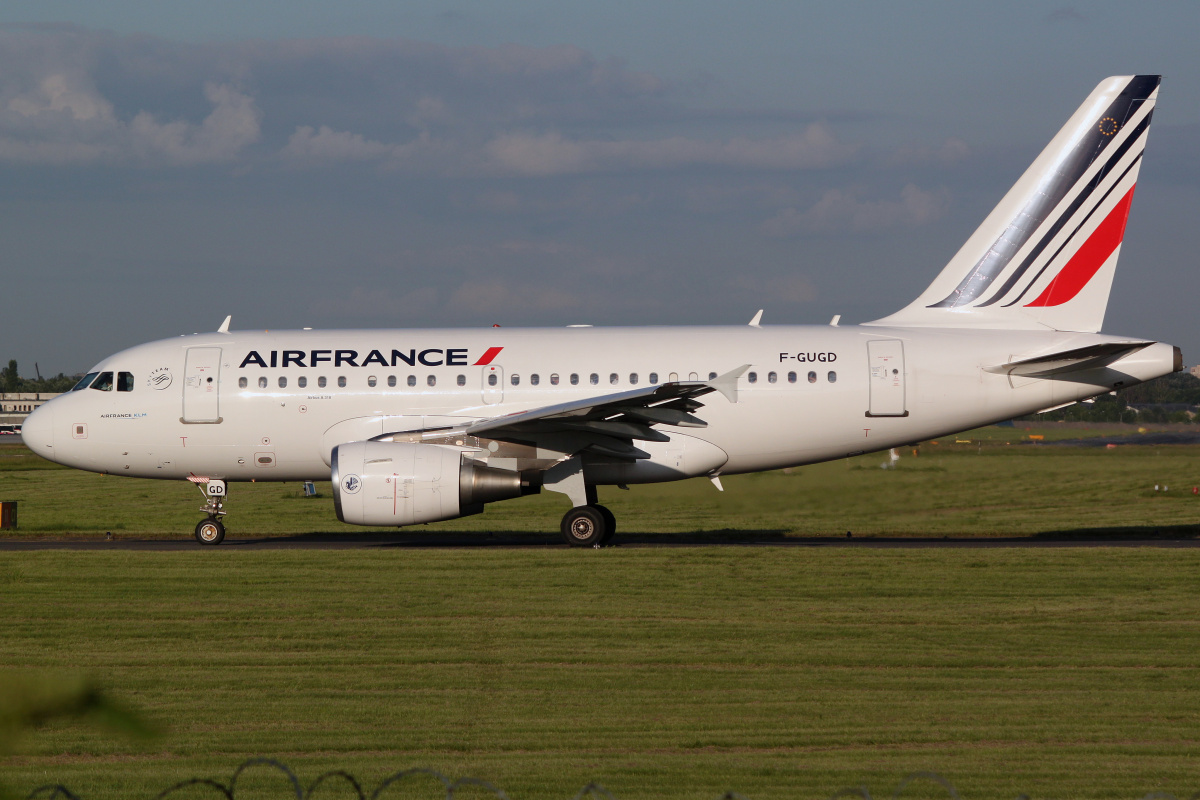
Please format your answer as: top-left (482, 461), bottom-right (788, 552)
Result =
top-left (473, 347), bottom-right (504, 366)
top-left (1025, 186), bottom-right (1136, 308)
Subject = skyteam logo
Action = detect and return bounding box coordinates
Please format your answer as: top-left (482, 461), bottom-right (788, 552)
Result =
top-left (342, 474), bottom-right (361, 494)
top-left (147, 367), bottom-right (173, 390)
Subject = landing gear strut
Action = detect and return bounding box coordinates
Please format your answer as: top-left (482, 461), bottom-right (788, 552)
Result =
top-left (561, 504), bottom-right (617, 548)
top-left (193, 479), bottom-right (228, 545)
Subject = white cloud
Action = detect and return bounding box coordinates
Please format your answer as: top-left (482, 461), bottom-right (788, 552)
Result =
top-left (480, 122), bottom-right (858, 176)
top-left (0, 75), bottom-right (261, 166)
top-left (9, 73), bottom-right (114, 122)
top-left (447, 281), bottom-right (580, 314)
top-left (282, 125), bottom-right (393, 161)
top-left (761, 184), bottom-right (950, 237)
top-left (128, 83), bottom-right (261, 165)
top-left (886, 137), bottom-right (969, 167)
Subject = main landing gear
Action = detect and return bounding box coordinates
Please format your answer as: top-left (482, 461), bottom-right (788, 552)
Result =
top-left (193, 479), bottom-right (228, 545)
top-left (560, 504), bottom-right (617, 548)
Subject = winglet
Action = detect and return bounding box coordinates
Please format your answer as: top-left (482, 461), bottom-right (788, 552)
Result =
top-left (217, 316), bottom-right (232, 334)
top-left (748, 309), bottom-right (763, 327)
top-left (707, 364), bottom-right (751, 403)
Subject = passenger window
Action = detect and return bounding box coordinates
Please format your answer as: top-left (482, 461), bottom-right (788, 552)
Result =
top-left (669, 372), bottom-right (679, 382)
top-left (808, 371), bottom-right (817, 383)
top-left (609, 373), bottom-right (618, 385)
top-left (570, 374), bottom-right (579, 385)
top-left (828, 371), bottom-right (837, 383)
top-left (590, 373), bottom-right (599, 385)
top-left (629, 373), bottom-right (638, 385)
top-left (531, 374), bottom-right (540, 386)
top-left (258, 376), bottom-right (268, 389)
top-left (427, 375), bottom-right (436, 387)
top-left (238, 377), bottom-right (248, 389)
top-left (407, 375), bottom-right (416, 387)
top-left (367, 376), bottom-right (377, 388)
top-left (708, 372), bottom-right (717, 380)
top-left (90, 372), bottom-right (114, 391)
top-left (511, 374), bottom-right (520, 386)
top-left (387, 375), bottom-right (396, 387)
top-left (649, 372), bottom-right (658, 384)
top-left (117, 372), bottom-right (134, 392)
top-left (768, 372), bottom-right (777, 384)
top-left (747, 372), bottom-right (757, 384)
top-left (298, 376), bottom-right (307, 388)
top-left (318, 376), bottom-right (327, 388)
top-left (689, 372), bottom-right (698, 381)
top-left (550, 374), bottom-right (559, 385)
top-left (457, 374), bottom-right (466, 386)
top-left (788, 371), bottom-right (797, 383)
top-left (337, 376), bottom-right (346, 388)
top-left (278, 376), bottom-right (287, 388)
top-left (488, 374), bottom-right (498, 386)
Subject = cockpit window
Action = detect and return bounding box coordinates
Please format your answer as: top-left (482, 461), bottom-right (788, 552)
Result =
top-left (117, 372), bottom-right (134, 392)
top-left (72, 372), bottom-right (99, 391)
top-left (90, 372), bottom-right (114, 391)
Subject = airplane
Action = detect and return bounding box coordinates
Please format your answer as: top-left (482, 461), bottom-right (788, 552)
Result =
top-left (21, 75), bottom-right (1180, 546)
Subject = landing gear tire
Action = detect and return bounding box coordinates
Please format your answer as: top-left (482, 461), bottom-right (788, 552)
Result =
top-left (195, 517), bottom-right (225, 545)
top-left (561, 505), bottom-right (608, 548)
top-left (594, 505), bottom-right (617, 544)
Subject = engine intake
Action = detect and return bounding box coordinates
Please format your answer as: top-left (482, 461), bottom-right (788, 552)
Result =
top-left (332, 441), bottom-right (525, 526)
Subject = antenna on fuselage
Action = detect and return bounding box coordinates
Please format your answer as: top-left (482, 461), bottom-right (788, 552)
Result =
top-left (217, 316), bottom-right (232, 334)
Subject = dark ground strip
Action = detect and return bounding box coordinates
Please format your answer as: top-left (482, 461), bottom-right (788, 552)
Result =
top-left (2, 531), bottom-right (1198, 550)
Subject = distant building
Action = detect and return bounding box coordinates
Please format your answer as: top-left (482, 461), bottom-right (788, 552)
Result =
top-left (0, 392), bottom-right (61, 426)
top-left (1189, 365), bottom-right (1200, 379)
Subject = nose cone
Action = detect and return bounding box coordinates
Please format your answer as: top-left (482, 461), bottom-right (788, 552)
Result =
top-left (21, 402), bottom-right (54, 457)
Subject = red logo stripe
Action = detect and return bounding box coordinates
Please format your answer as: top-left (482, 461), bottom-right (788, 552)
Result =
top-left (473, 346), bottom-right (504, 366)
top-left (1025, 186), bottom-right (1136, 308)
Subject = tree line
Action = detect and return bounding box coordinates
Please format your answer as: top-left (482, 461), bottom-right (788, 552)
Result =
top-left (1, 360), bottom-right (81, 394)
top-left (1025, 370), bottom-right (1200, 424)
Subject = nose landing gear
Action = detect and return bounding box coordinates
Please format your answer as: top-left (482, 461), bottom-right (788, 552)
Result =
top-left (191, 478), bottom-right (228, 545)
top-left (195, 517), bottom-right (225, 545)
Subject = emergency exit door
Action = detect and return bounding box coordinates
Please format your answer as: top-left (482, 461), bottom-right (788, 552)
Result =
top-left (481, 365), bottom-right (504, 404)
top-left (866, 339), bottom-right (907, 417)
top-left (183, 347), bottom-right (222, 423)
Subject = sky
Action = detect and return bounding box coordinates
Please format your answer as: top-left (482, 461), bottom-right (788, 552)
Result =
top-left (3, 1), bottom-right (1199, 375)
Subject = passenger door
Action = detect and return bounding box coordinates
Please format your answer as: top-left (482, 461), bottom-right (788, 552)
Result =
top-left (182, 347), bottom-right (222, 423)
top-left (866, 339), bottom-right (907, 417)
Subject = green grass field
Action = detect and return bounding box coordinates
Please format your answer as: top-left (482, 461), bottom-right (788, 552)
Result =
top-left (3, 427), bottom-right (1200, 800)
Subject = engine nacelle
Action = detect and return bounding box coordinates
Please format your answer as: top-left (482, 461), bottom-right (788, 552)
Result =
top-left (331, 441), bottom-right (525, 526)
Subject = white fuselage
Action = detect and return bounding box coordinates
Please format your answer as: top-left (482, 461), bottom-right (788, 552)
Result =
top-left (23, 324), bottom-right (1177, 484)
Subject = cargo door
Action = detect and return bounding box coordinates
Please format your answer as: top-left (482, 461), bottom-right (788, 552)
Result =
top-left (866, 339), bottom-right (907, 417)
top-left (183, 347), bottom-right (223, 423)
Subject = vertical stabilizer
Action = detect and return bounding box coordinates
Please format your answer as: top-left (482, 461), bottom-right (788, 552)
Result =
top-left (867, 75), bottom-right (1160, 332)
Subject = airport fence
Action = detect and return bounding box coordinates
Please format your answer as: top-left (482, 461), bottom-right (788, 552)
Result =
top-left (22, 759), bottom-right (1200, 800)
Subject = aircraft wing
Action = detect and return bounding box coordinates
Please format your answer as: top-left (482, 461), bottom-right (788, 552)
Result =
top-left (462, 365), bottom-right (749, 460)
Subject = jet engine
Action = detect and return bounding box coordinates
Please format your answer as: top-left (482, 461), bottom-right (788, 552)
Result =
top-left (331, 441), bottom-right (527, 526)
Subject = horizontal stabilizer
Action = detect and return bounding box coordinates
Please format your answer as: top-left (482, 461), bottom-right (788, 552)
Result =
top-left (984, 341), bottom-right (1153, 377)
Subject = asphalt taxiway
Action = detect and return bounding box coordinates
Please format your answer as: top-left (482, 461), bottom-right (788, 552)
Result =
top-left (2, 531), bottom-right (1198, 550)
